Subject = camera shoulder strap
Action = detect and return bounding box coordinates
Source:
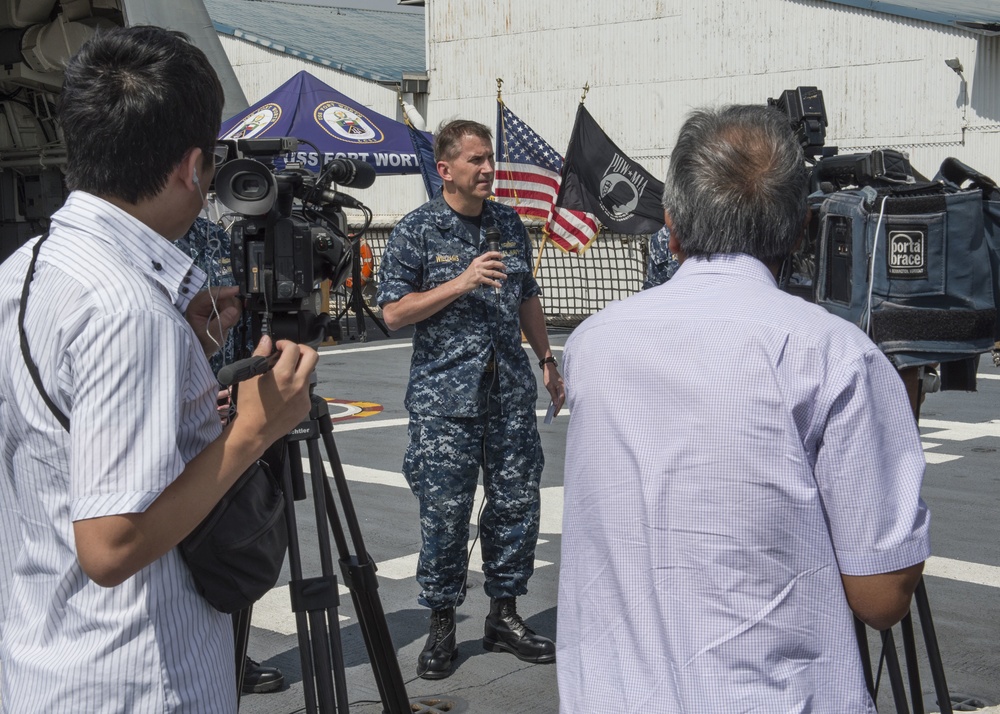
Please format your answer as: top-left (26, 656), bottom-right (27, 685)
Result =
top-left (18, 228), bottom-right (70, 431)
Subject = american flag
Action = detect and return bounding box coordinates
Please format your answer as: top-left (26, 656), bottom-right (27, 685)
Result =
top-left (494, 101), bottom-right (599, 254)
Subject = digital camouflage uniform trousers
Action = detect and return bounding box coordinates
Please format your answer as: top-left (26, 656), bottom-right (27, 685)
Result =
top-left (378, 193), bottom-right (547, 611)
top-left (403, 386), bottom-right (544, 610)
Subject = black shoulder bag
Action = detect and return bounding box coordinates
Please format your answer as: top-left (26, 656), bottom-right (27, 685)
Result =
top-left (18, 231), bottom-right (288, 613)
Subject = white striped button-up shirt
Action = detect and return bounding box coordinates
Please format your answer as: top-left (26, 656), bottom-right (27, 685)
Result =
top-left (0, 192), bottom-right (236, 713)
top-left (558, 254), bottom-right (930, 714)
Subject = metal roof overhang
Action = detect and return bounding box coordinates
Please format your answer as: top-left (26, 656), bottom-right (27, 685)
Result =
top-left (822, 0), bottom-right (1000, 35)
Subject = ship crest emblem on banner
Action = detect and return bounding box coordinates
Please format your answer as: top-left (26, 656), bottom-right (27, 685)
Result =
top-left (598, 153), bottom-right (650, 221)
top-left (222, 103), bottom-right (281, 140)
top-left (314, 101), bottom-right (385, 144)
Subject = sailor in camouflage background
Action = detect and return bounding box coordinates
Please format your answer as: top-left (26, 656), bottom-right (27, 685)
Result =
top-left (377, 119), bottom-right (564, 680)
top-left (175, 217), bottom-right (249, 373)
top-left (643, 224), bottom-right (679, 290)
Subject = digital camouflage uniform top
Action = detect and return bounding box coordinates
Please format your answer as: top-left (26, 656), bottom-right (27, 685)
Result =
top-left (174, 217), bottom-right (252, 376)
top-left (643, 224), bottom-right (679, 290)
top-left (377, 194), bottom-right (540, 416)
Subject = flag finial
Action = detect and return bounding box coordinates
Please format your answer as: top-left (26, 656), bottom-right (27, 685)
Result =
top-left (496, 77), bottom-right (504, 101)
top-left (580, 82), bottom-right (590, 105)
top-left (397, 88), bottom-right (413, 127)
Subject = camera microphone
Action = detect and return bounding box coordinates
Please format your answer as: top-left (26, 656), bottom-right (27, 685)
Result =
top-left (316, 188), bottom-right (366, 210)
top-left (324, 158), bottom-right (377, 189)
top-left (485, 226), bottom-right (502, 295)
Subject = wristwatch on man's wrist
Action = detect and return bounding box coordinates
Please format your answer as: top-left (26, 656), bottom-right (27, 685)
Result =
top-left (539, 355), bottom-right (558, 369)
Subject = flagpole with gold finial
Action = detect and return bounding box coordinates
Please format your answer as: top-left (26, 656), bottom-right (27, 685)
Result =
top-left (579, 80), bottom-right (603, 247)
top-left (532, 82), bottom-right (551, 276)
top-left (534, 82), bottom-right (592, 274)
top-left (496, 77), bottom-right (520, 209)
top-left (497, 76), bottom-right (546, 276)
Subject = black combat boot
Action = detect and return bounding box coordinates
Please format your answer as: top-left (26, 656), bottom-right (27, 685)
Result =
top-left (417, 607), bottom-right (458, 679)
top-left (482, 597), bottom-right (555, 664)
top-left (241, 656), bottom-right (284, 694)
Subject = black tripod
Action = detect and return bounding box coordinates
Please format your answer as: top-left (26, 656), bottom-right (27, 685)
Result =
top-left (854, 366), bottom-right (952, 714)
top-left (855, 581), bottom-right (952, 714)
top-left (234, 384), bottom-right (410, 713)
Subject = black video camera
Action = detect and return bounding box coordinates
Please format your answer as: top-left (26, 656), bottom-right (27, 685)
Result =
top-left (768, 87), bottom-right (1000, 375)
top-left (213, 137), bottom-right (376, 346)
top-left (767, 87), bottom-right (925, 300)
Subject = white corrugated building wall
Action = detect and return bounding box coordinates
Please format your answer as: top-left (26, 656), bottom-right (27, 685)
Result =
top-left (422, 0), bottom-right (1000, 185)
top-left (197, 0), bottom-right (1000, 320)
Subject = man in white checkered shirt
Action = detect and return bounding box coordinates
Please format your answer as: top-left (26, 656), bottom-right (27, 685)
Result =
top-left (558, 104), bottom-right (929, 713)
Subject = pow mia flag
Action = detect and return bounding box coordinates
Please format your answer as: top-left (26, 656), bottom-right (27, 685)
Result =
top-left (556, 104), bottom-right (665, 235)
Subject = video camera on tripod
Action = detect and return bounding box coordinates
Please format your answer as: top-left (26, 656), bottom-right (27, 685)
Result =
top-left (768, 87), bottom-right (1000, 374)
top-left (766, 88), bottom-right (1000, 714)
top-left (211, 138), bottom-right (413, 712)
top-left (212, 137), bottom-right (375, 349)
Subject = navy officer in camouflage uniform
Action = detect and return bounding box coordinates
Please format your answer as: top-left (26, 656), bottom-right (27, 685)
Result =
top-left (377, 119), bottom-right (565, 680)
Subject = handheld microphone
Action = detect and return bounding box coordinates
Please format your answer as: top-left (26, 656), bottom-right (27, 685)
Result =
top-left (484, 227), bottom-right (502, 295)
top-left (485, 227), bottom-right (501, 253)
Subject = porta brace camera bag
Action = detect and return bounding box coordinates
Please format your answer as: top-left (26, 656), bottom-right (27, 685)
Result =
top-left (814, 174), bottom-right (998, 367)
top-left (18, 230), bottom-right (287, 614)
top-left (936, 157), bottom-right (1000, 345)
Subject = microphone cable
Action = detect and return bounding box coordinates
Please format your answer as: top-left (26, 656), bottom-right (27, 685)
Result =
top-left (413, 236), bottom-right (502, 679)
top-left (412, 353), bottom-right (496, 680)
top-left (862, 194), bottom-right (889, 336)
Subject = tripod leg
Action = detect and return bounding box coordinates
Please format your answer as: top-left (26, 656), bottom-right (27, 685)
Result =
top-left (898, 375), bottom-right (952, 714)
top-left (232, 606), bottom-right (252, 710)
top-left (277, 393), bottom-right (410, 713)
top-left (854, 616), bottom-right (876, 700)
top-left (314, 400), bottom-right (411, 714)
top-left (881, 629), bottom-right (911, 714)
top-left (283, 429), bottom-right (355, 714)
top-left (348, 243), bottom-right (367, 342)
top-left (305, 435), bottom-right (351, 713)
top-left (360, 290), bottom-right (389, 338)
top-left (915, 578), bottom-right (953, 714)
top-left (283, 441), bottom-right (322, 714)
top-left (899, 612), bottom-right (924, 713)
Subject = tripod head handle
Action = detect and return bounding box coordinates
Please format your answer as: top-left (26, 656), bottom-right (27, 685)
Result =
top-left (217, 351), bottom-right (281, 387)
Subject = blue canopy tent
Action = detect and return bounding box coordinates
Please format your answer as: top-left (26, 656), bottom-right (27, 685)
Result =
top-left (219, 70), bottom-right (433, 176)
